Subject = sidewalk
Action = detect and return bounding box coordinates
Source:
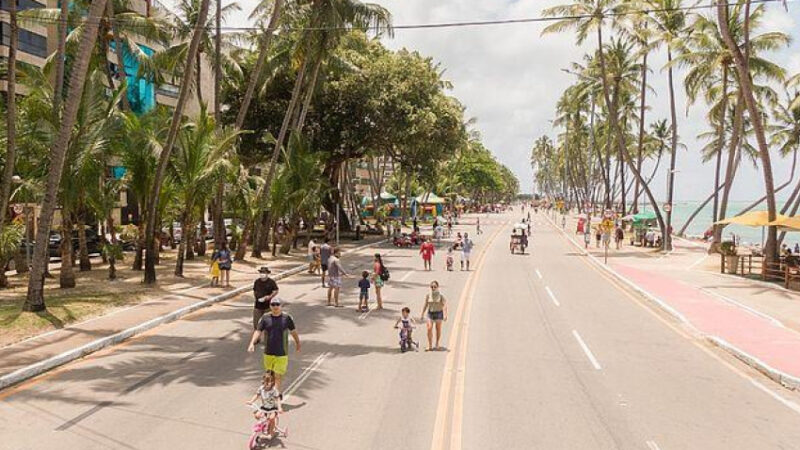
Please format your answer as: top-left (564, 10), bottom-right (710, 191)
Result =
top-left (555, 213), bottom-right (800, 389)
top-left (0, 235), bottom-right (387, 383)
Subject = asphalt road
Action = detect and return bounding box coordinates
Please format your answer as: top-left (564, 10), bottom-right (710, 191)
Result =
top-left (2, 211), bottom-right (800, 450)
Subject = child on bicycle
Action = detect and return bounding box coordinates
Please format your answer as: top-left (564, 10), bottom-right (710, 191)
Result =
top-left (358, 270), bottom-right (370, 312)
top-left (246, 371), bottom-right (282, 439)
top-left (393, 307), bottom-right (418, 350)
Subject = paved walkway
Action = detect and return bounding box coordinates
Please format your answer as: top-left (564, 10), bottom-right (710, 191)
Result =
top-left (0, 235), bottom-right (387, 378)
top-left (556, 212), bottom-right (800, 386)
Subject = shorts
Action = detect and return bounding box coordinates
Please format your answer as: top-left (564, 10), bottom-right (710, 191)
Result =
top-left (328, 276), bottom-right (342, 288)
top-left (219, 263), bottom-right (231, 271)
top-left (374, 277), bottom-right (384, 288)
top-left (359, 292), bottom-right (368, 301)
top-left (321, 263), bottom-right (329, 272)
top-left (428, 310), bottom-right (444, 321)
top-left (461, 252), bottom-right (471, 261)
top-left (307, 254), bottom-right (313, 262)
top-left (262, 354), bottom-right (289, 375)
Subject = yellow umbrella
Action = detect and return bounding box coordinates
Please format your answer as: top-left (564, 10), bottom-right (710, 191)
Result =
top-left (714, 210), bottom-right (788, 227)
top-left (767, 215), bottom-right (800, 231)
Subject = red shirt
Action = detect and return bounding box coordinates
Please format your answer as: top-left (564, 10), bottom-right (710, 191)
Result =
top-left (420, 242), bottom-right (435, 260)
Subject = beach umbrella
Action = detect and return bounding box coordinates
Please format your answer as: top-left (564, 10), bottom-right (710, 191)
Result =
top-left (714, 210), bottom-right (787, 227)
top-left (766, 215), bottom-right (800, 231)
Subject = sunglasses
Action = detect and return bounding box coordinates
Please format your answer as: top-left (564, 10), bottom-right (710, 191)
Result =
top-left (270, 302), bottom-right (281, 307)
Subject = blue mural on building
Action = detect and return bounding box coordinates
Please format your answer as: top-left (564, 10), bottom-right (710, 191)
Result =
top-left (111, 42), bottom-right (156, 114)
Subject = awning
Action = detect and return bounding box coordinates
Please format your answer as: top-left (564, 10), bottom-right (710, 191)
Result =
top-left (415, 193), bottom-right (446, 204)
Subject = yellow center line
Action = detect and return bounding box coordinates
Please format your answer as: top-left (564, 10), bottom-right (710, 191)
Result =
top-left (430, 219), bottom-right (508, 450)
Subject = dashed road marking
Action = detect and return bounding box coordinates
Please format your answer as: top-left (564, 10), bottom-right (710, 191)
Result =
top-left (545, 286), bottom-right (560, 306)
top-left (535, 269), bottom-right (543, 279)
top-left (646, 440), bottom-right (661, 450)
top-left (572, 330), bottom-right (602, 370)
top-left (283, 352), bottom-right (330, 402)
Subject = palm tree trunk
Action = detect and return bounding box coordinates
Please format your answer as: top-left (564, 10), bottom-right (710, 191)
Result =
top-left (665, 49), bottom-right (679, 251)
top-left (0, 0), bottom-right (18, 229)
top-left (234, 0), bottom-right (284, 130)
top-left (717, 0), bottom-right (778, 264)
top-left (60, 214), bottom-right (76, 289)
top-left (678, 182), bottom-right (727, 236)
top-left (109, 0), bottom-right (131, 111)
top-left (175, 211), bottom-right (189, 277)
top-left (235, 217), bottom-right (252, 261)
top-left (712, 66), bottom-right (729, 224)
top-left (77, 211), bottom-right (91, 271)
top-left (53, 0), bottom-right (68, 112)
top-left (196, 52), bottom-right (204, 106)
top-left (259, 56), bottom-right (310, 208)
top-left (212, 0), bottom-right (224, 249)
top-left (23, 0), bottom-right (109, 311)
top-left (633, 45), bottom-right (648, 214)
top-left (712, 93), bottom-right (745, 251)
top-left (296, 50), bottom-right (324, 131)
top-left (144, 0), bottom-right (210, 284)
top-left (107, 215), bottom-right (117, 280)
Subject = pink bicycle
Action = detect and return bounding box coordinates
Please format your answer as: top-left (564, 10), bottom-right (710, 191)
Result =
top-left (247, 404), bottom-right (287, 449)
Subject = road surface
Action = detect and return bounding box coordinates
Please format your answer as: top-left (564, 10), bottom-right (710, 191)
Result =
top-left (2, 211), bottom-right (800, 449)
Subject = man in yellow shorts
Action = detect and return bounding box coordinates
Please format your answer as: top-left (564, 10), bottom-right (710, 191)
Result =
top-left (247, 298), bottom-right (301, 392)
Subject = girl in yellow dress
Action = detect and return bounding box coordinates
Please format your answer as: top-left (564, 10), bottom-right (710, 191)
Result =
top-left (210, 259), bottom-right (221, 286)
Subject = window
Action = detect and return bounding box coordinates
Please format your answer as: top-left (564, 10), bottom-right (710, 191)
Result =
top-left (0, 0), bottom-right (45, 12)
top-left (0, 22), bottom-right (47, 58)
top-left (157, 83), bottom-right (179, 98)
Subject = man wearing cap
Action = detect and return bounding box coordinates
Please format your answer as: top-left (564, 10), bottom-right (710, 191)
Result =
top-left (247, 297), bottom-right (300, 391)
top-left (253, 266), bottom-right (279, 330)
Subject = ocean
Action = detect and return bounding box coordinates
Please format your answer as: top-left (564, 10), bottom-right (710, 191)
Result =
top-left (637, 200), bottom-right (800, 247)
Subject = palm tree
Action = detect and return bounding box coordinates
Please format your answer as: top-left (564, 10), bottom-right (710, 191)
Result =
top-left (143, 0), bottom-right (211, 284)
top-left (543, 0), bottom-right (667, 246)
top-left (88, 179), bottom-right (124, 280)
top-left (640, 0), bottom-right (687, 250)
top-left (170, 109), bottom-right (238, 276)
top-left (716, 0), bottom-right (784, 264)
top-left (24, 0), bottom-right (110, 311)
top-left (0, 0), bottom-right (19, 230)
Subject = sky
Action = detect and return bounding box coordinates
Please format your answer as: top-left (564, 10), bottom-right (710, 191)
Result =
top-left (184, 0), bottom-right (800, 202)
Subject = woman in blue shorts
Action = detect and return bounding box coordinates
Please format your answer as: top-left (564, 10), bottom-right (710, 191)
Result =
top-left (420, 280), bottom-right (448, 351)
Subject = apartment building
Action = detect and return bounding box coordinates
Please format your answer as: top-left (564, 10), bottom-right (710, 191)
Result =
top-left (0, 0), bottom-right (215, 117)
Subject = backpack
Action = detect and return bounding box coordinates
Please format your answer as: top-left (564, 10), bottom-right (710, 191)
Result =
top-left (380, 265), bottom-right (390, 281)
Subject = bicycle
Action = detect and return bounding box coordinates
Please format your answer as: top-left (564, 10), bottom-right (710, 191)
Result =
top-left (247, 404), bottom-right (288, 449)
top-left (395, 325), bottom-right (418, 353)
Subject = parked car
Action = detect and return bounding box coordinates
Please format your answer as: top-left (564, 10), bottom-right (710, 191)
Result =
top-left (48, 227), bottom-right (101, 258)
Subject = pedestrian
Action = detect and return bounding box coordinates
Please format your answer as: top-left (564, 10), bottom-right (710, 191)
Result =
top-left (307, 238), bottom-right (317, 273)
top-left (326, 247), bottom-right (349, 307)
top-left (447, 218), bottom-right (453, 237)
top-left (795, 243), bottom-right (800, 255)
top-left (476, 217), bottom-right (482, 235)
top-left (584, 230), bottom-right (591, 249)
top-left (212, 241), bottom-right (233, 287)
top-left (420, 280), bottom-right (448, 351)
top-left (247, 297), bottom-right (300, 392)
top-left (615, 226), bottom-right (624, 250)
top-left (446, 245), bottom-right (455, 271)
top-left (209, 257), bottom-right (220, 287)
top-left (372, 253), bottom-right (386, 309)
top-left (561, 215), bottom-right (566, 230)
top-left (253, 266), bottom-right (279, 330)
top-left (456, 232), bottom-right (463, 249)
top-left (358, 270), bottom-right (370, 312)
top-left (246, 371), bottom-right (282, 440)
top-left (413, 216), bottom-right (419, 233)
top-left (461, 233), bottom-right (474, 271)
top-left (521, 230), bottom-right (528, 253)
top-left (319, 238), bottom-right (332, 287)
top-left (420, 237), bottom-right (435, 271)
top-left (595, 227), bottom-right (602, 248)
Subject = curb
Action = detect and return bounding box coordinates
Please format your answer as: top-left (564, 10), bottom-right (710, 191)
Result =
top-left (0, 238), bottom-right (388, 391)
top-left (545, 214), bottom-right (800, 391)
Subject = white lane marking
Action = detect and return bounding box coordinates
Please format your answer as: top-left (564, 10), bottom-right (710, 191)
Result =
top-left (283, 352), bottom-right (329, 401)
top-left (686, 254), bottom-right (708, 270)
top-left (535, 269), bottom-right (543, 279)
top-left (698, 287), bottom-right (785, 329)
top-left (646, 440), bottom-right (661, 450)
top-left (400, 270), bottom-right (415, 282)
top-left (749, 379), bottom-right (800, 415)
top-left (544, 286), bottom-right (560, 307)
top-left (572, 330), bottom-right (602, 370)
